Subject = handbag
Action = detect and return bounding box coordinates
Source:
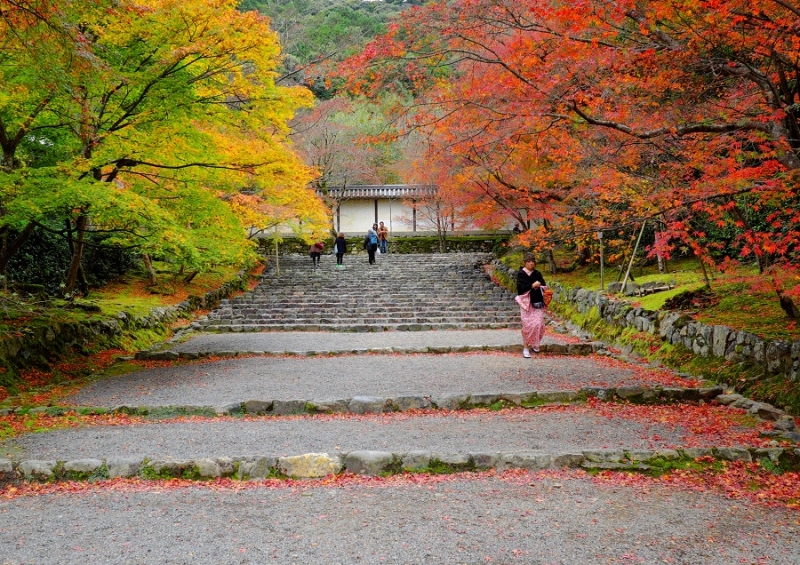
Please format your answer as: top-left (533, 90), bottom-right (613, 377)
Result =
top-left (543, 287), bottom-right (553, 307)
top-left (514, 290), bottom-right (531, 311)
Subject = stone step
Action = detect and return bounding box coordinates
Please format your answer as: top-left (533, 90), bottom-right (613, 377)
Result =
top-left (207, 316), bottom-right (519, 325)
top-left (198, 252), bottom-right (517, 332)
top-left (204, 322), bottom-right (520, 332)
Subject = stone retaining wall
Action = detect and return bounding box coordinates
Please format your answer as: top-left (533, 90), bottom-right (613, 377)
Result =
top-left (0, 272), bottom-right (250, 384)
top-left (490, 260), bottom-right (800, 383)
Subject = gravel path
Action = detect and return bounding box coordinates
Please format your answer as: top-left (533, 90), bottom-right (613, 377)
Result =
top-left (1, 473), bottom-right (797, 564)
top-left (64, 353), bottom-right (689, 408)
top-left (170, 328), bottom-right (558, 354)
top-left (2, 408), bottom-right (729, 461)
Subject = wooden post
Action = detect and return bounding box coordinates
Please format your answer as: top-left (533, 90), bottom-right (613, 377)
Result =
top-left (597, 230), bottom-right (604, 292)
top-left (620, 221), bottom-right (646, 294)
top-left (275, 238), bottom-right (280, 277)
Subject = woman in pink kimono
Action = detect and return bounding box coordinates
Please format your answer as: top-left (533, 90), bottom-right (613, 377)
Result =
top-left (516, 252), bottom-right (547, 358)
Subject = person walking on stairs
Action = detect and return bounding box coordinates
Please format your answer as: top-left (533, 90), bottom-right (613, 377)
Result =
top-left (309, 241), bottom-right (324, 268)
top-left (378, 221), bottom-right (389, 254)
top-left (364, 226), bottom-right (379, 264)
top-left (516, 252), bottom-right (547, 358)
top-left (334, 232), bottom-right (347, 267)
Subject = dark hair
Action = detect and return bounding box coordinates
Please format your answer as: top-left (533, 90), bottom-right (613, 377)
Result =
top-left (523, 252), bottom-right (536, 264)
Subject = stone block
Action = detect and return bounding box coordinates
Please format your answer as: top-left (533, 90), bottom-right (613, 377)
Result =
top-left (278, 453), bottom-right (342, 479)
top-left (774, 416), bottom-right (797, 431)
top-left (712, 325), bottom-right (730, 358)
top-left (345, 451), bottom-right (395, 476)
top-left (615, 386), bottom-right (650, 402)
top-left (714, 394), bottom-right (743, 406)
top-left (145, 351), bottom-right (179, 361)
top-left (680, 448), bottom-right (713, 460)
top-left (194, 459), bottom-right (221, 478)
top-left (0, 459), bottom-right (13, 473)
top-left (63, 459), bottom-right (103, 474)
top-left (485, 393), bottom-right (518, 406)
top-left (237, 457), bottom-right (277, 480)
top-left (402, 451), bottom-right (431, 471)
top-left (19, 460), bottom-right (56, 481)
top-left (243, 400), bottom-right (273, 415)
top-left (106, 457), bottom-right (142, 478)
top-left (348, 396), bottom-right (389, 414)
top-left (715, 447), bottom-right (752, 462)
top-left (431, 394), bottom-right (469, 410)
top-left (699, 386), bottom-right (724, 400)
top-left (536, 390), bottom-right (577, 403)
top-left (215, 457), bottom-right (236, 477)
top-left (498, 451), bottom-right (552, 471)
top-left (391, 396), bottom-right (432, 411)
top-left (469, 452), bottom-right (500, 470)
top-left (306, 399), bottom-right (350, 414)
top-left (431, 452), bottom-right (471, 467)
top-left (145, 459), bottom-right (194, 477)
top-left (215, 402), bottom-right (243, 416)
top-left (766, 341), bottom-right (791, 373)
top-left (552, 452), bottom-right (584, 468)
top-left (467, 393), bottom-right (500, 407)
top-left (752, 448), bottom-right (784, 463)
top-left (272, 399), bottom-right (308, 415)
top-left (626, 450), bottom-right (656, 462)
top-left (566, 343), bottom-right (593, 355)
top-left (660, 388), bottom-right (685, 401)
top-left (582, 449), bottom-right (624, 463)
top-left (753, 403), bottom-right (784, 421)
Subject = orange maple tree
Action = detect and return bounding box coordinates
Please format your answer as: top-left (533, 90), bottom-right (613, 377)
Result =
top-left (341, 0), bottom-right (800, 314)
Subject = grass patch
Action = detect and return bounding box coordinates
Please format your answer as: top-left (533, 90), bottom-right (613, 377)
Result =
top-left (643, 456), bottom-right (710, 477)
top-left (142, 406), bottom-right (218, 420)
top-left (422, 458), bottom-right (476, 475)
top-left (532, 254), bottom-right (798, 342)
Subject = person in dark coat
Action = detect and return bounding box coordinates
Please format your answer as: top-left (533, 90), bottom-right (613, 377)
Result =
top-left (334, 232), bottom-right (346, 267)
top-left (309, 241), bottom-right (324, 268)
top-left (516, 252), bottom-right (547, 357)
top-left (363, 226), bottom-right (379, 265)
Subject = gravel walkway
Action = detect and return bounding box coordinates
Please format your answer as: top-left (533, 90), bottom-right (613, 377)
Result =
top-left (2, 408), bottom-right (731, 461)
top-left (1, 473), bottom-right (798, 564)
top-left (170, 328), bottom-right (557, 354)
top-left (64, 353), bottom-right (689, 408)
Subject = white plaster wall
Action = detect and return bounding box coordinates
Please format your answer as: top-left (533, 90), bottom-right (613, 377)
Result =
top-left (277, 197), bottom-right (511, 236)
top-left (334, 199), bottom-right (420, 235)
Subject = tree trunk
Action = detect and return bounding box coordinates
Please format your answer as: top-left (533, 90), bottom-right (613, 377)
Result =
top-left (63, 215), bottom-right (88, 296)
top-left (698, 256), bottom-right (712, 289)
top-left (778, 293), bottom-right (800, 319)
top-left (0, 222), bottom-right (36, 279)
top-left (545, 249), bottom-right (557, 274)
top-left (183, 270), bottom-right (199, 284)
top-left (142, 254), bottom-right (158, 285)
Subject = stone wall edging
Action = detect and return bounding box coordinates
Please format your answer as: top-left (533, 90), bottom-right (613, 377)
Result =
top-left (0, 271), bottom-right (251, 381)
top-left (3, 444), bottom-right (799, 484)
top-left (490, 260), bottom-right (800, 383)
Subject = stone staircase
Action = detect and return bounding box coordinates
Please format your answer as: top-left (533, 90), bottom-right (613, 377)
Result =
top-left (197, 252), bottom-right (521, 332)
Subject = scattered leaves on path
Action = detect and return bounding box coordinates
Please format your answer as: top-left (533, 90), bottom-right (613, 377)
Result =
top-left (1, 466), bottom-right (797, 509)
top-left (0, 403), bottom-right (778, 450)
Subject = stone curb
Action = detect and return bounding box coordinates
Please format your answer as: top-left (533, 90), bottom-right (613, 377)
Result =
top-left (135, 342), bottom-right (604, 361)
top-left (2, 446), bottom-right (798, 484)
top-left (4, 386), bottom-right (797, 442)
top-left (1, 385), bottom-right (742, 417)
